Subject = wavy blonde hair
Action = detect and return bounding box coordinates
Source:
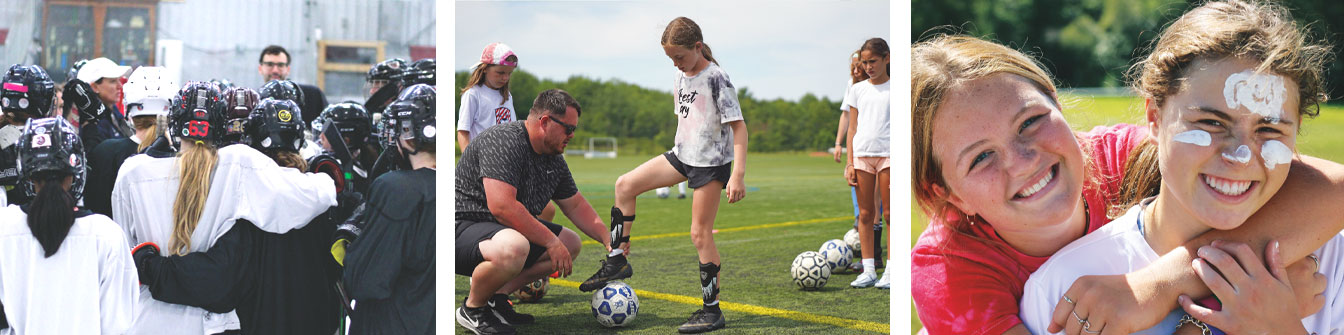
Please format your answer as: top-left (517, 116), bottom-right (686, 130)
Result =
top-left (170, 140), bottom-right (218, 255)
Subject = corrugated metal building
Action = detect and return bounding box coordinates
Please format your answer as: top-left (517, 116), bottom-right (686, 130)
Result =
top-left (0, 0), bottom-right (435, 103)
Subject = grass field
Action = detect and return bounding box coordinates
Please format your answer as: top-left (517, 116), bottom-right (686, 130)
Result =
top-left (909, 95), bottom-right (1344, 332)
top-left (454, 152), bottom-right (892, 334)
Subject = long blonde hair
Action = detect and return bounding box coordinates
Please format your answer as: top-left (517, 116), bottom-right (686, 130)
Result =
top-left (461, 57), bottom-right (517, 105)
top-left (170, 140), bottom-right (218, 255)
top-left (132, 115), bottom-right (159, 153)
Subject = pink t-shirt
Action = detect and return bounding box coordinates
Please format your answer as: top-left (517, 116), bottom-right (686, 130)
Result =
top-left (912, 123), bottom-right (1148, 335)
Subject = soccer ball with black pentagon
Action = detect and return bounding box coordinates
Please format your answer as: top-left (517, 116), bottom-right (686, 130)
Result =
top-left (791, 251), bottom-right (830, 290)
top-left (513, 277), bottom-right (548, 303)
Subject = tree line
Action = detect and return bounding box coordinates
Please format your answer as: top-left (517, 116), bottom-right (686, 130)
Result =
top-left (455, 70), bottom-right (847, 155)
top-left (912, 0), bottom-right (1344, 98)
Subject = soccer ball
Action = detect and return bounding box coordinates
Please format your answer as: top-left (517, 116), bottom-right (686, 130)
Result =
top-left (655, 187), bottom-right (671, 199)
top-left (791, 251), bottom-right (830, 290)
top-left (819, 239), bottom-right (853, 272)
top-left (843, 228), bottom-right (862, 255)
top-left (513, 277), bottom-right (549, 303)
top-left (591, 281), bottom-right (639, 327)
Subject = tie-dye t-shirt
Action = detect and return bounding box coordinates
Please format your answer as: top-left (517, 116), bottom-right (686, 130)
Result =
top-left (671, 63), bottom-right (744, 167)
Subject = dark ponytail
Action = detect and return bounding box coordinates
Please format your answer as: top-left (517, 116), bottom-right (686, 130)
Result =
top-left (662, 17), bottom-right (719, 65)
top-left (27, 172), bottom-right (75, 258)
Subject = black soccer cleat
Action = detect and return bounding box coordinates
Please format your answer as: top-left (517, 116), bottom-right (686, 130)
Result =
top-left (678, 307), bottom-right (727, 333)
top-left (579, 253), bottom-right (633, 292)
top-left (487, 293), bottom-right (534, 325)
top-left (457, 305), bottom-right (516, 335)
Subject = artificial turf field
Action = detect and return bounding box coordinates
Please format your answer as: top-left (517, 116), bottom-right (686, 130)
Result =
top-left (909, 95), bottom-right (1344, 332)
top-left (454, 152), bottom-right (892, 334)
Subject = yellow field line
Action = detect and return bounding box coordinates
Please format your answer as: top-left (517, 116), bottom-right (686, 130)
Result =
top-left (551, 279), bottom-right (889, 333)
top-left (580, 216), bottom-right (852, 246)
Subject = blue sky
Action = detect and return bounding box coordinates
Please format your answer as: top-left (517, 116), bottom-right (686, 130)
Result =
top-left (454, 0), bottom-right (890, 102)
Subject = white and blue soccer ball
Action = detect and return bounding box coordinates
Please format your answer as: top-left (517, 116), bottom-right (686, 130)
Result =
top-left (791, 251), bottom-right (830, 290)
top-left (843, 228), bottom-right (862, 255)
top-left (819, 239), bottom-right (853, 272)
top-left (655, 187), bottom-right (671, 199)
top-left (591, 281), bottom-right (639, 327)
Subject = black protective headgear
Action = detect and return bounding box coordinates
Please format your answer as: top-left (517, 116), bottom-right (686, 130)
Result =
top-left (399, 59), bottom-right (435, 86)
top-left (260, 80), bottom-right (304, 107)
top-left (248, 98), bottom-right (306, 152)
top-left (383, 84), bottom-right (435, 151)
top-left (367, 58), bottom-right (406, 82)
top-left (314, 102), bottom-right (372, 148)
top-left (16, 117), bottom-right (86, 201)
top-left (2, 65), bottom-right (56, 120)
top-left (169, 82), bottom-right (225, 143)
top-left (66, 59), bottom-right (89, 84)
top-left (209, 78), bottom-right (235, 91)
top-left (222, 87), bottom-right (261, 144)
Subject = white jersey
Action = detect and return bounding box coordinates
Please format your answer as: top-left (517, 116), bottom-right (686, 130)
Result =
top-left (456, 84), bottom-right (517, 141)
top-left (671, 63), bottom-right (744, 167)
top-left (1022, 205), bottom-right (1344, 334)
top-left (0, 206), bottom-right (138, 335)
top-left (845, 79), bottom-right (890, 158)
top-left (111, 144), bottom-right (337, 334)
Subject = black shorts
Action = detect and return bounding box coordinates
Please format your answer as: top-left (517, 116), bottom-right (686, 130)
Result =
top-left (455, 219), bottom-right (564, 277)
top-left (663, 151), bottom-right (732, 189)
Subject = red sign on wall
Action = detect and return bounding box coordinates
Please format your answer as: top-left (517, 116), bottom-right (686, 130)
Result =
top-left (0, 29), bottom-right (9, 46)
top-left (410, 45), bottom-right (435, 61)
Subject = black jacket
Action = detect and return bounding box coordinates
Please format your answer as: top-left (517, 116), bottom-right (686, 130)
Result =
top-left (138, 215), bottom-right (344, 335)
top-left (85, 137), bottom-right (139, 218)
top-left (343, 168), bottom-right (435, 334)
top-left (297, 83), bottom-right (328, 125)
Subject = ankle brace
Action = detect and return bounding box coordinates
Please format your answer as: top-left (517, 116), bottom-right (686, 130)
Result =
top-left (700, 262), bottom-right (720, 306)
top-left (610, 207), bottom-right (634, 252)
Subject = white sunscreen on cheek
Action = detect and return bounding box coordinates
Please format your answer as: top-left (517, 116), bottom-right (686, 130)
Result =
top-left (1222, 145), bottom-right (1252, 164)
top-left (1173, 130), bottom-right (1212, 146)
top-left (1224, 70), bottom-right (1287, 121)
top-left (1260, 140), bottom-right (1293, 170)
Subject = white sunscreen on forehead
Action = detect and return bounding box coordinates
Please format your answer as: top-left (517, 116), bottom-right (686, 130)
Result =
top-left (1261, 140), bottom-right (1293, 170)
top-left (1173, 130), bottom-right (1212, 146)
top-left (1224, 70), bottom-right (1287, 121)
top-left (1222, 145), bottom-right (1252, 164)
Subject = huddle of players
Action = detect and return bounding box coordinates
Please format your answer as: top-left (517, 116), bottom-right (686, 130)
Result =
top-left (0, 56), bottom-right (436, 334)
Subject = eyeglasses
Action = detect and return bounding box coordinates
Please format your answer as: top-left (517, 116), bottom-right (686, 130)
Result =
top-left (547, 115), bottom-right (576, 135)
top-left (261, 61), bottom-right (289, 68)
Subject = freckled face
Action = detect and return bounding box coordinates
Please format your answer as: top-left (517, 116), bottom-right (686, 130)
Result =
top-left (1149, 57), bottom-right (1300, 230)
top-left (932, 73), bottom-right (1086, 235)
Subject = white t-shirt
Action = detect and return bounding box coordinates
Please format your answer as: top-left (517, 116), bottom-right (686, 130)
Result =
top-left (456, 84), bottom-right (517, 141)
top-left (111, 144), bottom-right (338, 334)
top-left (0, 206), bottom-right (138, 335)
top-left (671, 63), bottom-right (744, 167)
top-left (845, 79), bottom-right (890, 157)
top-left (1021, 204), bottom-right (1344, 334)
top-left (841, 79), bottom-right (857, 112)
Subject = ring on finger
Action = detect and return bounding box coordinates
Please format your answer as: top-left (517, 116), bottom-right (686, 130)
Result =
top-left (1063, 295), bottom-right (1076, 305)
top-left (1082, 322), bottom-right (1101, 334)
top-left (1308, 254), bottom-right (1321, 272)
top-left (1072, 310), bottom-right (1088, 326)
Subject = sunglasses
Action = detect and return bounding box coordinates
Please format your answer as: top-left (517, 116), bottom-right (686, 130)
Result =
top-left (547, 115), bottom-right (576, 135)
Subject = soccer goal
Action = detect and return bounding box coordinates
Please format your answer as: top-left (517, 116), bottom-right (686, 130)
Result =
top-left (585, 137), bottom-right (618, 159)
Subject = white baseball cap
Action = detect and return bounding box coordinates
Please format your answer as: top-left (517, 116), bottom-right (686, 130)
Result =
top-left (75, 57), bottom-right (131, 83)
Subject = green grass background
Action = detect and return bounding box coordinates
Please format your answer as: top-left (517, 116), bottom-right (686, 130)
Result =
top-left (454, 152), bottom-right (892, 334)
top-left (909, 95), bottom-right (1344, 332)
